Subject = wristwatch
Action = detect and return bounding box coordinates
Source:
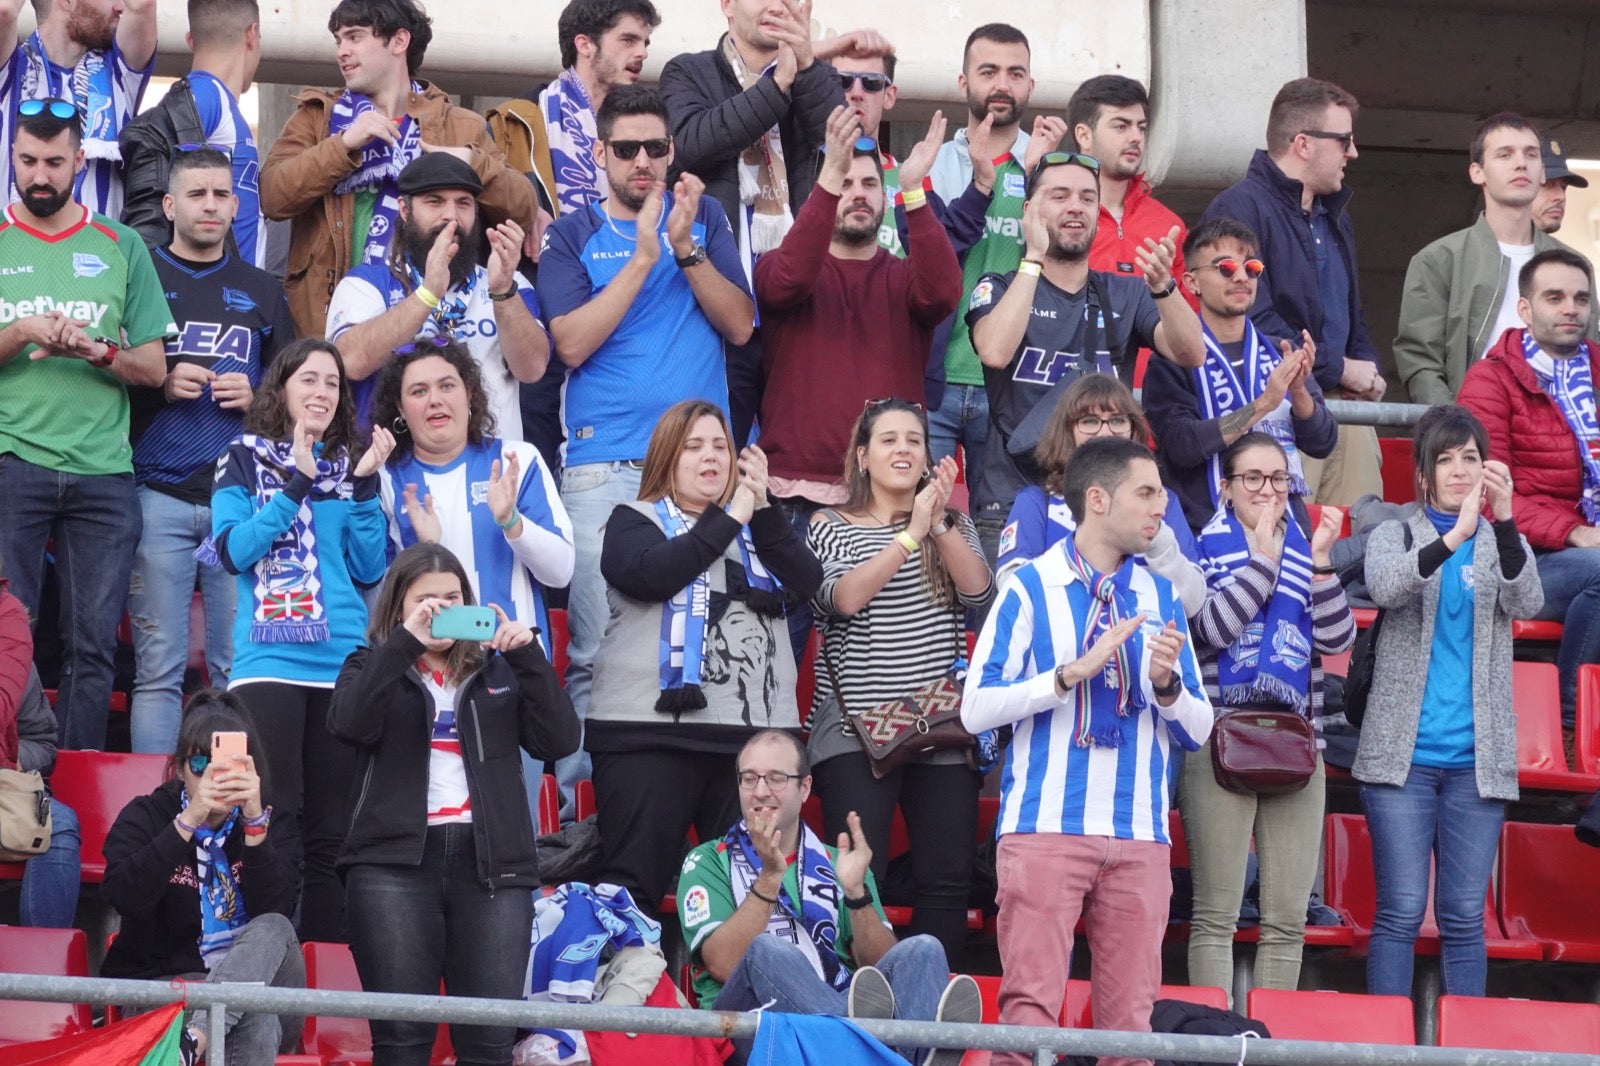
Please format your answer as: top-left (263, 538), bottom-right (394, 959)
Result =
top-left (1152, 674), bottom-right (1184, 699)
top-left (675, 243), bottom-right (708, 269)
top-left (89, 337), bottom-right (119, 367)
top-left (930, 515), bottom-right (954, 536)
top-left (843, 886), bottom-right (875, 910)
top-left (1149, 278), bottom-right (1177, 300)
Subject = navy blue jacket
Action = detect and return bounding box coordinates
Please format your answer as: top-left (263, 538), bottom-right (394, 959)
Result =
top-left (1201, 151), bottom-right (1378, 393)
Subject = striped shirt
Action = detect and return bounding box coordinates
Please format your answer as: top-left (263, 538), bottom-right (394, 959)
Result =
top-left (962, 543), bottom-right (1214, 842)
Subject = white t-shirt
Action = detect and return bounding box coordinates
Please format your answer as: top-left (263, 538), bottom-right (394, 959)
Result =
top-left (1486, 241), bottom-right (1537, 357)
top-left (422, 670), bottom-right (471, 825)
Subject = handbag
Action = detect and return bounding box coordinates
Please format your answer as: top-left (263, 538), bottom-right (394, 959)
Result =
top-left (819, 647), bottom-right (975, 780)
top-left (1209, 707), bottom-right (1316, 795)
top-left (0, 767), bottom-right (52, 861)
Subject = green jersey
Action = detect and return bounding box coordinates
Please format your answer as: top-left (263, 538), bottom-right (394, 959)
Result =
top-left (678, 833), bottom-right (888, 1008)
top-left (944, 156), bottom-right (1027, 386)
top-left (877, 154), bottom-right (931, 259)
top-left (0, 206), bottom-right (175, 475)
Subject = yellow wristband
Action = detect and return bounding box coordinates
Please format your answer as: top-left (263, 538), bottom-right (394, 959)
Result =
top-left (894, 531), bottom-right (920, 555)
top-left (1018, 260), bottom-right (1043, 278)
top-left (415, 286), bottom-right (441, 310)
top-left (900, 187), bottom-right (927, 207)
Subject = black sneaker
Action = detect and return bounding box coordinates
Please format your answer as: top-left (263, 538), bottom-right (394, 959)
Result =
top-left (846, 965), bottom-right (896, 1021)
top-left (179, 1026), bottom-right (201, 1066)
top-left (923, 975), bottom-right (983, 1066)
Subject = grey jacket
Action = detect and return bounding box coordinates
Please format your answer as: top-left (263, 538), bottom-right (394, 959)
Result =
top-left (16, 667), bottom-right (57, 776)
top-left (1354, 507), bottom-right (1543, 799)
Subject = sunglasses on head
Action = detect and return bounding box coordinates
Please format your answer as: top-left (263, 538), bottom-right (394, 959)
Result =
top-left (1026, 151), bottom-right (1101, 194)
top-left (606, 137), bottom-right (671, 160)
top-left (838, 72), bottom-right (890, 93)
top-left (395, 335), bottom-right (452, 356)
top-left (18, 98), bottom-right (78, 121)
top-left (1196, 257), bottom-right (1265, 280)
top-left (864, 396), bottom-right (923, 412)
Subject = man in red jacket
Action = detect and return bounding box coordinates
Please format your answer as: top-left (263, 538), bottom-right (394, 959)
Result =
top-left (1459, 247), bottom-right (1600, 726)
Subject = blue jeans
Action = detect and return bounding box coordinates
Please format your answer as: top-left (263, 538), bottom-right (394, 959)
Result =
top-left (0, 455), bottom-right (139, 750)
top-left (345, 823), bottom-right (532, 1066)
top-left (712, 933), bottom-right (951, 1063)
top-left (128, 488), bottom-right (235, 754)
top-left (1533, 546), bottom-right (1600, 725)
top-left (20, 798), bottom-right (79, 928)
top-left (926, 383), bottom-right (989, 486)
top-left (554, 460), bottom-right (643, 818)
top-left (1361, 766), bottom-right (1505, 997)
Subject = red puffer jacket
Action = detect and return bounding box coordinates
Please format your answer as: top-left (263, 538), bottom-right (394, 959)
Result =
top-left (1458, 328), bottom-right (1599, 550)
top-left (0, 585), bottom-right (33, 769)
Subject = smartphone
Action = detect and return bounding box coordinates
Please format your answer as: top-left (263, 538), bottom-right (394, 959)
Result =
top-left (431, 604), bottom-right (496, 641)
top-left (211, 731), bottom-right (248, 767)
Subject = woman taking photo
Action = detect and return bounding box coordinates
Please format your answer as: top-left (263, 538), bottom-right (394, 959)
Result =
top-left (1182, 432), bottom-right (1353, 1003)
top-left (996, 373), bottom-right (1204, 616)
top-left (587, 399), bottom-right (821, 907)
top-left (330, 541), bottom-right (578, 1065)
top-left (102, 692), bottom-right (303, 1066)
top-left (1357, 405), bottom-right (1542, 998)
top-left (805, 397), bottom-right (992, 959)
top-left (209, 337), bottom-right (394, 941)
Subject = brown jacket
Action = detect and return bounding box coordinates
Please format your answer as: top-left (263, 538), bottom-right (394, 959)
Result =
top-left (261, 82), bottom-right (537, 338)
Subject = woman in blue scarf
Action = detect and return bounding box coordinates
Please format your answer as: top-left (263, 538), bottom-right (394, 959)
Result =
top-left (1182, 432), bottom-right (1354, 1004)
top-left (586, 400), bottom-right (822, 908)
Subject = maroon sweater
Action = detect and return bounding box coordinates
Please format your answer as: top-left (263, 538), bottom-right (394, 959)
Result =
top-left (754, 185), bottom-right (961, 483)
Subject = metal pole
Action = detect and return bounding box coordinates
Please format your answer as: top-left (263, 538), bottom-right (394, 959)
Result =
top-left (1322, 398), bottom-right (1431, 429)
top-left (208, 998), bottom-right (225, 1066)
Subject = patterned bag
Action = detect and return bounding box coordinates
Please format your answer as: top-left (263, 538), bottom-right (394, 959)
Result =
top-left (820, 651), bottom-right (974, 780)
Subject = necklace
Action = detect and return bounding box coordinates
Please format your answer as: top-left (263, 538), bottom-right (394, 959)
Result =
top-left (604, 203), bottom-right (664, 244)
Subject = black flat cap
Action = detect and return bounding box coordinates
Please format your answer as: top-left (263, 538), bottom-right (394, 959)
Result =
top-left (396, 152), bottom-right (484, 196)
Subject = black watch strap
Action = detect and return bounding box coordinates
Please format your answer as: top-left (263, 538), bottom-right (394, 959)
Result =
top-left (675, 243), bottom-right (708, 268)
top-left (1150, 278), bottom-right (1177, 300)
top-left (843, 887), bottom-right (875, 910)
top-left (1153, 674), bottom-right (1183, 698)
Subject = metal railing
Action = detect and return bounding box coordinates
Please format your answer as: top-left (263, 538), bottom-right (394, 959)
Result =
top-left (0, 972), bottom-right (1593, 1066)
top-left (1322, 399), bottom-right (1430, 429)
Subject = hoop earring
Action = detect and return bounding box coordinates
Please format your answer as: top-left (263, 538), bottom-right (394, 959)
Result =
top-left (392, 416), bottom-right (410, 434)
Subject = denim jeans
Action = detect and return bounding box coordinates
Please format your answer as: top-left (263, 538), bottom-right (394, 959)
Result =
top-left (554, 460), bottom-right (642, 818)
top-left (926, 383), bottom-right (989, 487)
top-left (20, 798), bottom-right (80, 928)
top-left (0, 454), bottom-right (139, 750)
top-left (1533, 546), bottom-right (1600, 725)
top-left (195, 912), bottom-right (305, 1066)
top-left (128, 487), bottom-right (235, 754)
top-left (1361, 765), bottom-right (1505, 997)
top-left (712, 933), bottom-right (951, 1064)
top-left (345, 823), bottom-right (533, 1066)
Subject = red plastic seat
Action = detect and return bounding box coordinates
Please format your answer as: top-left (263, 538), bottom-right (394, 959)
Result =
top-left (0, 926), bottom-right (93, 1045)
top-left (48, 750), bottom-right (168, 882)
top-left (1576, 663), bottom-right (1600, 776)
top-left (1512, 661), bottom-right (1599, 792)
top-left (1306, 504), bottom-right (1351, 539)
top-left (1511, 618), bottom-right (1563, 642)
top-left (574, 779), bottom-right (595, 823)
top-left (1062, 979), bottom-right (1227, 1028)
top-left (1378, 437), bottom-right (1416, 504)
top-left (537, 774), bottom-right (559, 836)
top-left (796, 629), bottom-right (819, 724)
top-left (547, 608), bottom-right (569, 681)
top-left (1245, 988), bottom-right (1414, 1044)
top-left (1437, 994), bottom-right (1600, 1053)
top-left (1499, 821), bottom-right (1600, 962)
top-left (302, 941), bottom-right (454, 1065)
top-left (1350, 607), bottom-right (1376, 629)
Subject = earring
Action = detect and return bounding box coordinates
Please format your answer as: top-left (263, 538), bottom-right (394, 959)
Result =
top-left (392, 416), bottom-right (410, 434)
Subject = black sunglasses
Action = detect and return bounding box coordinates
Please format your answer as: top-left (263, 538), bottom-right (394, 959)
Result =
top-left (838, 72), bottom-right (890, 93)
top-left (395, 335), bottom-right (452, 356)
top-left (607, 137), bottom-right (671, 161)
top-left (18, 98), bottom-right (78, 121)
top-left (1299, 129), bottom-right (1355, 152)
top-left (864, 396), bottom-right (923, 412)
top-left (185, 752), bottom-right (212, 776)
top-left (1026, 151), bottom-right (1101, 196)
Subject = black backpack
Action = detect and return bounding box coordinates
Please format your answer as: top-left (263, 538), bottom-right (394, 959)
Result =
top-left (1341, 522), bottom-right (1411, 728)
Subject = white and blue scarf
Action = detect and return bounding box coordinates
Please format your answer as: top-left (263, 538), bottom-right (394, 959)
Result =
top-left (237, 435), bottom-right (350, 643)
top-left (726, 820), bottom-right (850, 992)
top-left (1060, 538), bottom-right (1148, 748)
top-left (1193, 320), bottom-right (1307, 506)
top-left (654, 499), bottom-right (780, 711)
top-left (538, 70), bottom-right (601, 216)
top-left (1523, 332), bottom-right (1600, 525)
top-left (20, 32), bottom-right (118, 164)
top-left (1196, 504), bottom-right (1314, 713)
top-left (405, 261), bottom-right (483, 336)
top-left (328, 83), bottom-right (424, 268)
top-left (182, 793), bottom-right (247, 970)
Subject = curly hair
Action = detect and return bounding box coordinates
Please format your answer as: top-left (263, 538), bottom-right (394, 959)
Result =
top-left (1034, 374), bottom-right (1151, 497)
top-left (243, 338), bottom-right (362, 457)
top-left (370, 337), bottom-right (496, 461)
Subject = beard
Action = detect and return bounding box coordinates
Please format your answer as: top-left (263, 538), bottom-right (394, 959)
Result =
top-left (1045, 225), bottom-right (1092, 262)
top-left (402, 216), bottom-right (484, 292)
top-left (608, 167), bottom-right (655, 212)
top-left (832, 202), bottom-right (883, 247)
top-left (67, 6), bottom-right (117, 51)
top-left (966, 90), bottom-right (1025, 128)
top-left (17, 180), bottom-right (71, 219)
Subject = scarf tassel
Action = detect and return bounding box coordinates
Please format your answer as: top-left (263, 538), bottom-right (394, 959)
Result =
top-left (251, 621), bottom-right (332, 644)
top-left (655, 683), bottom-right (708, 717)
top-left (743, 588), bottom-right (789, 618)
top-left (193, 537), bottom-right (222, 569)
top-left (1219, 677), bottom-right (1309, 716)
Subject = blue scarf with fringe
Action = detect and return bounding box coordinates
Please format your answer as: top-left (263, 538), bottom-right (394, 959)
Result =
top-left (181, 792), bottom-right (247, 969)
top-left (1060, 538), bottom-right (1148, 747)
top-left (726, 820), bottom-right (849, 991)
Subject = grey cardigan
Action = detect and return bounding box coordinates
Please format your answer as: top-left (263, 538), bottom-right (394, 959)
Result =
top-left (1353, 507), bottom-right (1543, 800)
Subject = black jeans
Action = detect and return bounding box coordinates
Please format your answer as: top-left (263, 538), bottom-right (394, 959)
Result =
top-left (233, 681), bottom-right (356, 942)
top-left (811, 752), bottom-right (980, 960)
top-left (591, 748), bottom-right (742, 906)
top-left (345, 823), bottom-right (533, 1066)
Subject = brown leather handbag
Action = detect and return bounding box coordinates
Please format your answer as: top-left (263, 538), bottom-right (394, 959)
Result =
top-left (820, 649), bottom-right (974, 780)
top-left (1209, 708), bottom-right (1316, 795)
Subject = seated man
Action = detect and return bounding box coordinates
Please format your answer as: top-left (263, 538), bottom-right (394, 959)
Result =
top-left (1459, 247), bottom-right (1600, 727)
top-left (677, 729), bottom-right (980, 1066)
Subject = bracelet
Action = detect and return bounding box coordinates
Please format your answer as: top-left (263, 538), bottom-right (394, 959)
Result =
top-left (749, 884), bottom-right (779, 905)
top-left (488, 285), bottom-right (519, 303)
top-left (1017, 260), bottom-right (1042, 278)
top-left (243, 805), bottom-right (273, 828)
top-left (1311, 565), bottom-right (1338, 575)
top-left (843, 887), bottom-right (875, 910)
top-left (242, 824), bottom-right (269, 838)
top-left (414, 286), bottom-right (441, 310)
top-left (894, 530), bottom-right (920, 555)
top-left (497, 510), bottom-right (521, 531)
top-left (174, 814), bottom-right (201, 835)
top-left (900, 186), bottom-right (926, 207)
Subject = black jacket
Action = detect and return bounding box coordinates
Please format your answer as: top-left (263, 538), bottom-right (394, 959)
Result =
top-left (328, 632), bottom-right (580, 888)
top-left (658, 38), bottom-right (843, 234)
top-left (119, 76), bottom-right (239, 257)
top-left (101, 779), bottom-right (299, 980)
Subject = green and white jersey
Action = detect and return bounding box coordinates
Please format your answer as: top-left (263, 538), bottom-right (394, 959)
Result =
top-left (0, 205), bottom-right (176, 475)
top-left (943, 155), bottom-right (1026, 386)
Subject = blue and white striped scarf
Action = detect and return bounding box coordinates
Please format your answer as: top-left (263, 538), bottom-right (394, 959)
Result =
top-left (727, 820), bottom-right (850, 992)
top-left (181, 793), bottom-right (247, 970)
top-left (1193, 320), bottom-right (1306, 506)
top-left (1196, 504), bottom-right (1314, 713)
top-left (1060, 538), bottom-right (1147, 747)
top-left (1523, 332), bottom-right (1600, 525)
top-left (538, 69), bottom-right (601, 216)
top-left (328, 82), bottom-right (423, 268)
top-left (239, 435), bottom-right (351, 644)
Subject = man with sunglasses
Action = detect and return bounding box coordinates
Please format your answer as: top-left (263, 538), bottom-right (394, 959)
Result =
top-left (1143, 217), bottom-right (1337, 536)
top-left (0, 0), bottom-right (158, 220)
top-left (966, 150), bottom-right (1204, 563)
top-left (1394, 113), bottom-right (1598, 408)
top-left (1201, 77), bottom-right (1382, 509)
top-left (677, 729), bottom-right (981, 1064)
top-left (0, 99), bottom-right (175, 750)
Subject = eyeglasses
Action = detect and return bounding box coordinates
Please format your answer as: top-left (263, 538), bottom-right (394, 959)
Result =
top-left (606, 137), bottom-right (671, 160)
top-left (864, 397), bottom-right (923, 412)
top-left (1228, 471), bottom-right (1292, 493)
top-left (1300, 129), bottom-right (1355, 152)
top-left (185, 753), bottom-right (212, 776)
top-left (18, 98), bottom-right (78, 121)
top-left (838, 72), bottom-right (890, 93)
top-left (1075, 414), bottom-right (1133, 435)
top-left (1195, 257), bottom-right (1265, 281)
top-left (737, 769), bottom-right (803, 791)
